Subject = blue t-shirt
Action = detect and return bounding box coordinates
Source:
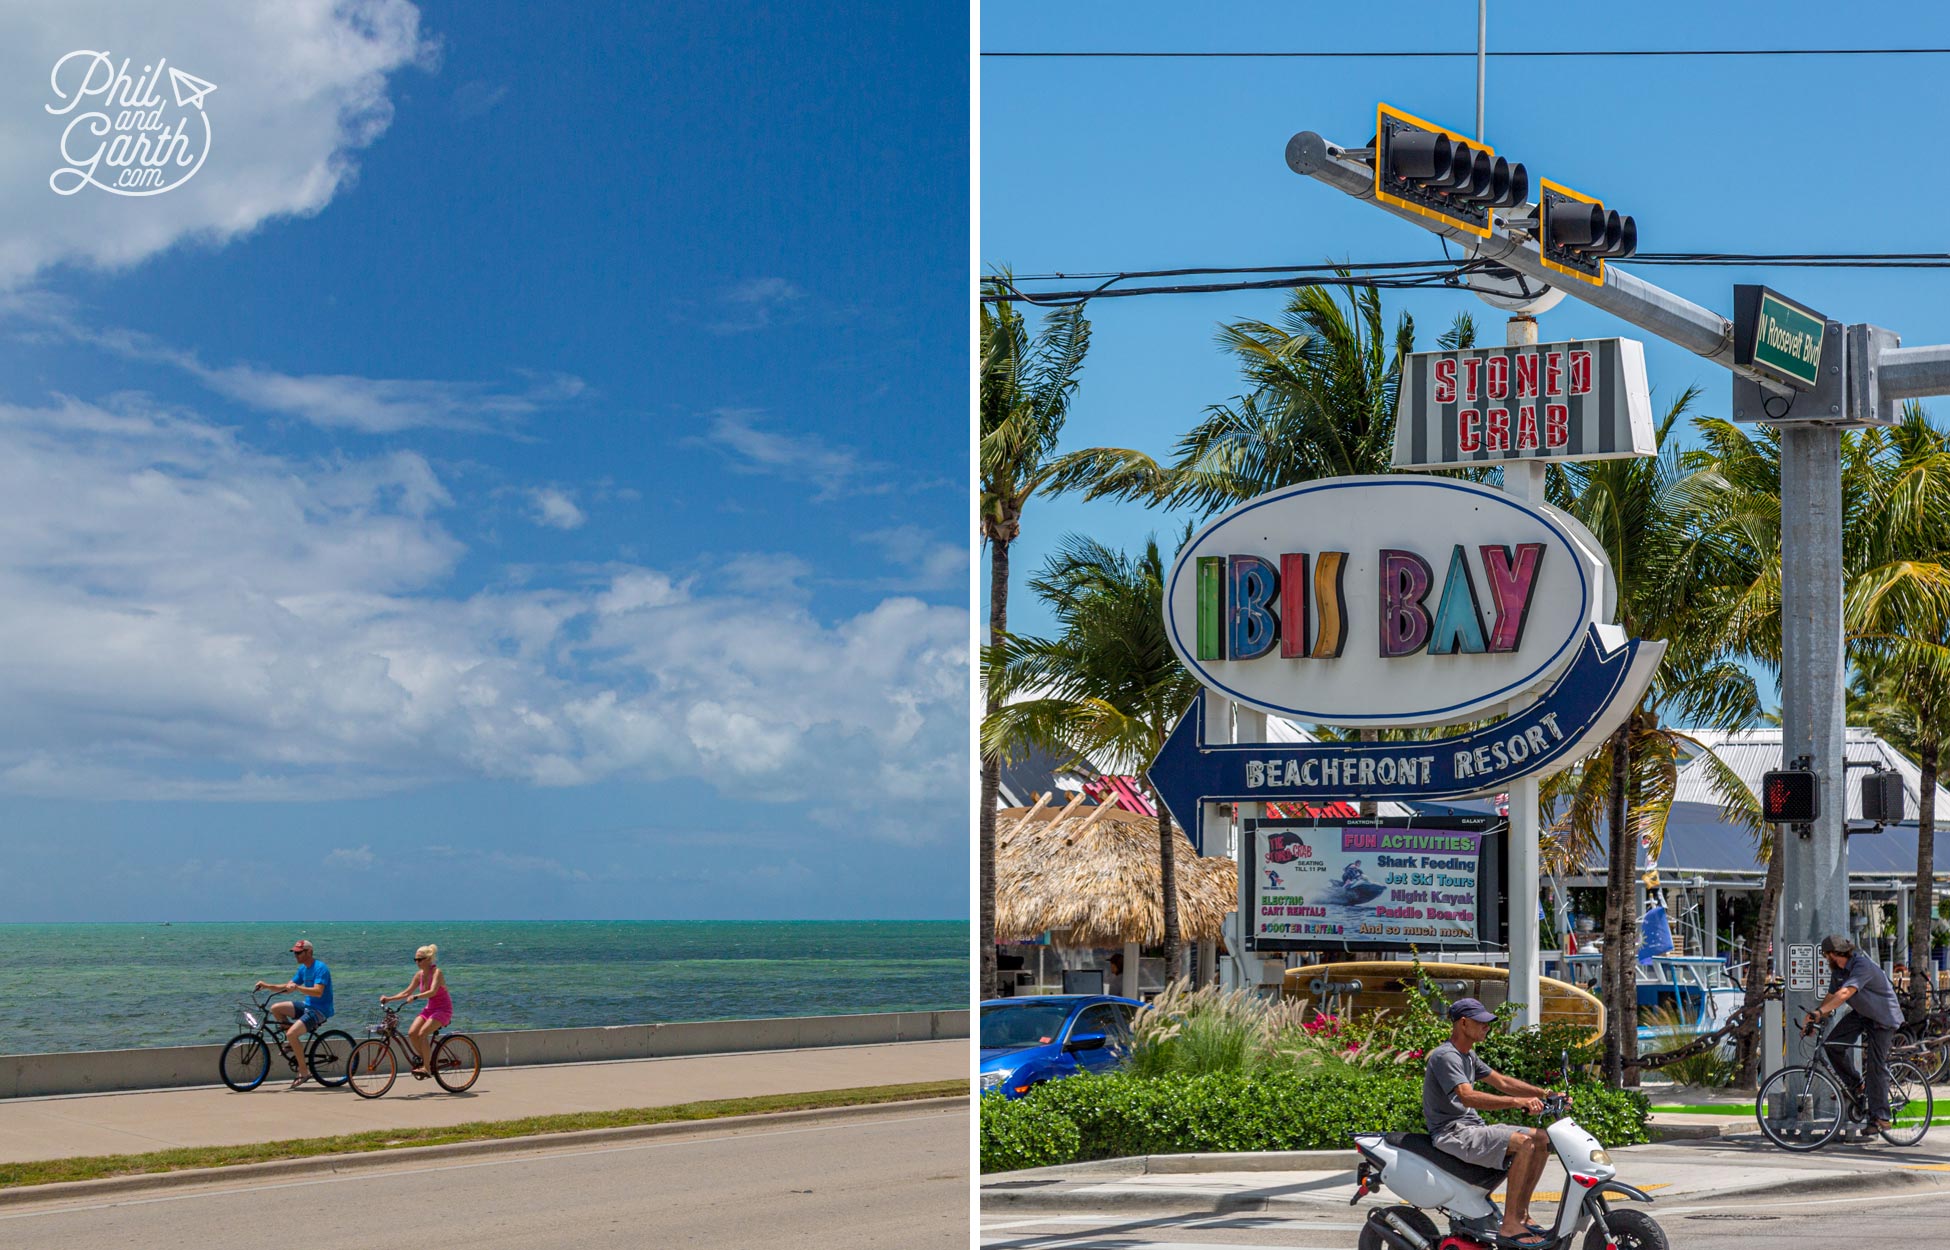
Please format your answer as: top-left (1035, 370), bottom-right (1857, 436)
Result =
top-left (293, 960), bottom-right (334, 1019)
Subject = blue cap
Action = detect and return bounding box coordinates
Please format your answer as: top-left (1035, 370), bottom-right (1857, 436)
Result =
top-left (1447, 997), bottom-right (1495, 1023)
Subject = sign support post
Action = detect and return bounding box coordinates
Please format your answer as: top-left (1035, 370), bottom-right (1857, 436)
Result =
top-left (1501, 314), bottom-right (1545, 1029)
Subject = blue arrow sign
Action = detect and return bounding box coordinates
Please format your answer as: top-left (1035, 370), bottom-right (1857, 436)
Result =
top-left (1148, 624), bottom-right (1665, 852)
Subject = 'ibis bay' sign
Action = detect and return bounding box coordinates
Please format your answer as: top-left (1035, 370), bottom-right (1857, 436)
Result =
top-left (1164, 476), bottom-right (1612, 727)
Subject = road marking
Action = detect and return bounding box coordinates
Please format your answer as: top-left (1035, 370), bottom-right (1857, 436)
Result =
top-left (1659, 1181), bottom-right (1950, 1216)
top-left (0, 1110), bottom-right (961, 1222)
top-left (1902, 1163), bottom-right (1950, 1171)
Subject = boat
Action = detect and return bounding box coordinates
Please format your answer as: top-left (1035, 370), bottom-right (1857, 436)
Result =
top-left (1547, 953), bottom-right (1747, 1049)
top-left (1280, 959), bottom-right (1606, 1044)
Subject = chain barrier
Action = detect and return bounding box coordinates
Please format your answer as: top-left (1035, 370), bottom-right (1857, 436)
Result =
top-left (1635, 981), bottom-right (1784, 1070)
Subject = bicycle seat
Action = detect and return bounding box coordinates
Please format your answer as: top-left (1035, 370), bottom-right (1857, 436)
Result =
top-left (1385, 1132), bottom-right (1510, 1191)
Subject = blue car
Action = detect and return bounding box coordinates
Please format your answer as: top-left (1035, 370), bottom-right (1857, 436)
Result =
top-left (980, 994), bottom-right (1142, 1098)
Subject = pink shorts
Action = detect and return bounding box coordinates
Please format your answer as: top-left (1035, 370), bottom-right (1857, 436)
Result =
top-left (417, 1005), bottom-right (452, 1027)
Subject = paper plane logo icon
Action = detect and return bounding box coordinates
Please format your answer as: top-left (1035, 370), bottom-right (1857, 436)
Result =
top-left (168, 67), bottom-right (217, 110)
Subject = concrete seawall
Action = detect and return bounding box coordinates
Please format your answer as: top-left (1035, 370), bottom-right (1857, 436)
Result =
top-left (0, 1009), bottom-right (969, 1099)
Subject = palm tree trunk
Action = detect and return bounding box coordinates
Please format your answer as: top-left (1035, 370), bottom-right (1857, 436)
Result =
top-left (1602, 723), bottom-right (1639, 1085)
top-left (1911, 742), bottom-right (1939, 1020)
top-left (1734, 836), bottom-right (1783, 1091)
top-left (979, 537), bottom-right (1011, 1001)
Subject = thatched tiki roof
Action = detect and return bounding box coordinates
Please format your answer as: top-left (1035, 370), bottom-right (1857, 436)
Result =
top-left (994, 794), bottom-right (1238, 946)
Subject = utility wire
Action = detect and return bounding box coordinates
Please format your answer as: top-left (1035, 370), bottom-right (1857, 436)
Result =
top-left (984, 48), bottom-right (1950, 59)
top-left (988, 254), bottom-right (1950, 303)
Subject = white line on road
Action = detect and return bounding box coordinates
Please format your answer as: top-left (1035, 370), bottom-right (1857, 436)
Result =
top-left (0, 1109), bottom-right (961, 1223)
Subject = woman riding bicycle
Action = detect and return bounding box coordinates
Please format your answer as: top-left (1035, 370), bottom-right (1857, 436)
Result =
top-left (380, 944), bottom-right (452, 1077)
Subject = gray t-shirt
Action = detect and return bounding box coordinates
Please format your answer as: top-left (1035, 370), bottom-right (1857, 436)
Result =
top-left (1832, 951), bottom-right (1902, 1028)
top-left (1424, 1040), bottom-right (1493, 1134)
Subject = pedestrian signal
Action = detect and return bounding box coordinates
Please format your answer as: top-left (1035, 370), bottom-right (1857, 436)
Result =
top-left (1861, 770), bottom-right (1905, 825)
top-left (1760, 769), bottom-right (1818, 823)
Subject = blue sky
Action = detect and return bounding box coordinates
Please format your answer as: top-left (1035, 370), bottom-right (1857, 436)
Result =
top-left (0, 0), bottom-right (968, 921)
top-left (981, 1), bottom-right (1950, 686)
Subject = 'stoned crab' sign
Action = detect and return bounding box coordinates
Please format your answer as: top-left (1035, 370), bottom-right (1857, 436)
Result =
top-left (1164, 476), bottom-right (1612, 727)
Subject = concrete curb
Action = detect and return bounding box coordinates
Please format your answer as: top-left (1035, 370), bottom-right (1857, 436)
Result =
top-left (0, 1095), bottom-right (966, 1208)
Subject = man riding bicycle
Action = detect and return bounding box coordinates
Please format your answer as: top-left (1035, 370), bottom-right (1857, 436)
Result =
top-left (1424, 997), bottom-right (1560, 1247)
top-left (253, 938), bottom-right (335, 1089)
top-left (1803, 933), bottom-right (1901, 1133)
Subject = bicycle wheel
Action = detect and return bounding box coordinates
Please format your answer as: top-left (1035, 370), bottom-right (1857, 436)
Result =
top-left (1756, 1064), bottom-right (1845, 1151)
top-left (346, 1039), bottom-right (398, 1099)
top-left (432, 1033), bottom-right (481, 1093)
top-left (219, 1033), bottom-right (271, 1092)
top-left (307, 1029), bottom-right (356, 1088)
top-left (1882, 1060), bottom-right (1934, 1146)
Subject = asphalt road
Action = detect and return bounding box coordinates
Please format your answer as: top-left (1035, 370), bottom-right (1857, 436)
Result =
top-left (0, 1104), bottom-right (968, 1249)
top-left (980, 1179), bottom-right (1950, 1249)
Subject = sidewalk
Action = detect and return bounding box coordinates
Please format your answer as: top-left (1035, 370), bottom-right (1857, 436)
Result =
top-left (982, 1135), bottom-right (1950, 1214)
top-left (0, 1039), bottom-right (965, 1165)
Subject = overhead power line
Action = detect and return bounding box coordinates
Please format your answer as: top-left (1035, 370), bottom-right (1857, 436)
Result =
top-left (983, 47), bottom-right (1950, 60)
top-left (986, 255), bottom-right (1950, 304)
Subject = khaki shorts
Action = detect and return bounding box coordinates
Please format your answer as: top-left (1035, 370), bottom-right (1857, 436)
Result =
top-left (1433, 1121), bottom-right (1522, 1168)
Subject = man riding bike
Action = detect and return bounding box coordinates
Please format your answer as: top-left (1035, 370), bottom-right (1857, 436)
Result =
top-left (1804, 933), bottom-right (1901, 1133)
top-left (253, 938), bottom-right (335, 1089)
top-left (1424, 997), bottom-right (1560, 1247)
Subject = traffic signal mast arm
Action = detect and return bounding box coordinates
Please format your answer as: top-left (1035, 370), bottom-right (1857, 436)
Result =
top-left (1288, 127), bottom-right (1950, 404)
top-left (1285, 131), bottom-right (1748, 380)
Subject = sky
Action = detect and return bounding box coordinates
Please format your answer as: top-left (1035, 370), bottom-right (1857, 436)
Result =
top-left (0, 0), bottom-right (969, 921)
top-left (980, 1), bottom-right (1950, 684)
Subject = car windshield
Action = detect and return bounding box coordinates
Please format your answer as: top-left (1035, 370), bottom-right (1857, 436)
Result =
top-left (982, 1002), bottom-right (1075, 1049)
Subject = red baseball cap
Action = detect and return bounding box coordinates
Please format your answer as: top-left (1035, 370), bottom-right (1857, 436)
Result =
top-left (290, 939), bottom-right (313, 954)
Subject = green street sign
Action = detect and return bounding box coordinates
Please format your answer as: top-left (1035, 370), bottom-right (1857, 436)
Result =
top-left (1734, 285), bottom-right (1826, 391)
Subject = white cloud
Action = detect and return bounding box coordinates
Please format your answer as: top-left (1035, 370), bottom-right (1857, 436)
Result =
top-left (857, 525), bottom-right (968, 591)
top-left (0, 0), bottom-right (434, 289)
top-left (700, 409), bottom-right (883, 502)
top-left (326, 845), bottom-right (375, 869)
top-left (22, 304), bottom-right (587, 432)
top-left (710, 277), bottom-right (804, 334)
top-left (526, 487), bottom-right (585, 530)
top-left (0, 396), bottom-right (968, 841)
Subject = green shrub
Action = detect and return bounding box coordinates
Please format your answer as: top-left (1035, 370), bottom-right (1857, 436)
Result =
top-left (1635, 1006), bottom-right (1737, 1089)
top-left (978, 1070), bottom-right (1650, 1172)
top-left (979, 1092), bottom-right (1081, 1173)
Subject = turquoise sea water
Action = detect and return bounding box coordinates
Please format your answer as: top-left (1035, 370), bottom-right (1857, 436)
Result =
top-left (0, 921), bottom-right (968, 1056)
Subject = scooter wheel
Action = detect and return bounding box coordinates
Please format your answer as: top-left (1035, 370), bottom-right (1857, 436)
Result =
top-left (1360, 1206), bottom-right (1441, 1250)
top-left (1584, 1209), bottom-right (1666, 1250)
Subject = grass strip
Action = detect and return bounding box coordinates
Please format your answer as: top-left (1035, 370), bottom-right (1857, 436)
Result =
top-left (0, 1079), bottom-right (967, 1190)
top-left (1652, 1102), bottom-right (1950, 1123)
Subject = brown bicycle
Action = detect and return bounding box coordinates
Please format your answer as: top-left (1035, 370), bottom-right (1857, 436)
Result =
top-left (346, 1003), bottom-right (482, 1097)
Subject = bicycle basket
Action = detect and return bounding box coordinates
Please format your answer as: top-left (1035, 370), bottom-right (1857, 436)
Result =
top-left (241, 1009), bottom-right (259, 1030)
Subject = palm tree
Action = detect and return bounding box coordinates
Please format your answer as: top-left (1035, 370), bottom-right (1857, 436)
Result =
top-left (979, 283), bottom-right (1091, 999)
top-left (1547, 392), bottom-right (1765, 1084)
top-left (983, 534), bottom-right (1205, 980)
top-left (1842, 402), bottom-right (1950, 1012)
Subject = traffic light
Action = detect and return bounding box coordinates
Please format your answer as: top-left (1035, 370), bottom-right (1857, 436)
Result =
top-left (1538, 178), bottom-right (1636, 285)
top-left (1861, 770), bottom-right (1906, 825)
top-left (1760, 769), bottom-right (1818, 823)
top-left (1373, 104), bottom-right (1526, 239)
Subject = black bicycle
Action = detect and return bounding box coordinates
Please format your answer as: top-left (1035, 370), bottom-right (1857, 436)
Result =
top-left (1755, 1018), bottom-right (1933, 1150)
top-left (346, 1003), bottom-right (482, 1098)
top-left (218, 994), bottom-right (356, 1092)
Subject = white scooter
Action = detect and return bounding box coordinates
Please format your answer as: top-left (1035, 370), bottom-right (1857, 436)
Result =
top-left (1349, 1087), bottom-right (1666, 1250)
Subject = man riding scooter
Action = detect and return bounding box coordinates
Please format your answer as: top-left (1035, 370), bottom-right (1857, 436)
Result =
top-left (1803, 933), bottom-right (1902, 1134)
top-left (1424, 998), bottom-right (1559, 1247)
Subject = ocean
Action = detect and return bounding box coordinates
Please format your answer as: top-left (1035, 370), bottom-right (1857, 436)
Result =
top-left (0, 920), bottom-right (968, 1056)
